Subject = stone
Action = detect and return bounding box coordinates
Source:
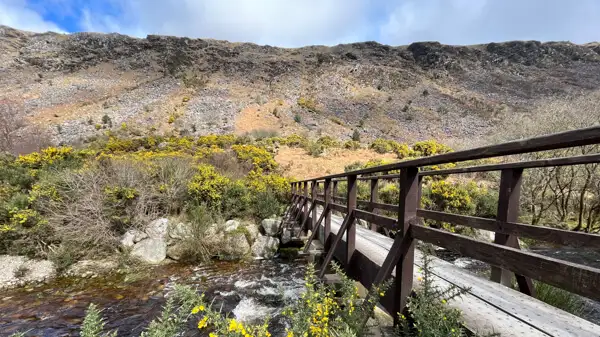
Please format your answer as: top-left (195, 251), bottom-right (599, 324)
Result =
top-left (131, 238), bottom-right (167, 264)
top-left (120, 231), bottom-right (135, 248)
top-left (146, 218), bottom-right (169, 239)
top-left (133, 230), bottom-right (148, 243)
top-left (205, 223), bottom-right (221, 237)
top-left (167, 244), bottom-right (186, 261)
top-left (244, 223), bottom-right (260, 244)
top-left (218, 233), bottom-right (250, 260)
top-left (169, 222), bottom-right (192, 240)
top-left (251, 235), bottom-right (280, 259)
top-left (66, 259), bottom-right (118, 278)
top-left (224, 219), bottom-right (241, 232)
top-left (261, 218), bottom-right (280, 236)
top-left (357, 219), bottom-right (369, 229)
top-left (281, 228), bottom-right (292, 245)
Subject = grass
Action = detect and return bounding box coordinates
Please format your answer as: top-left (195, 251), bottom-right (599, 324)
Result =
top-left (534, 281), bottom-right (586, 317)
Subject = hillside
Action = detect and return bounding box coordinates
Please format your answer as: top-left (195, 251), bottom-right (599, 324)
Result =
top-left (2, 25), bottom-right (600, 150)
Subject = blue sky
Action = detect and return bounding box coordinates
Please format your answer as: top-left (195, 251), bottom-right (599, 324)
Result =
top-left (1, 0), bottom-right (600, 47)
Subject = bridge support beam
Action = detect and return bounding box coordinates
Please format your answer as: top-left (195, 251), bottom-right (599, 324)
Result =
top-left (491, 168), bottom-right (535, 296)
top-left (369, 178), bottom-right (379, 231)
top-left (324, 178), bottom-right (332, 251)
top-left (311, 180), bottom-right (318, 239)
top-left (346, 174), bottom-right (357, 266)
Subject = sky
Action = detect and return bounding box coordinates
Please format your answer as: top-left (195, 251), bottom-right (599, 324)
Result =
top-left (1, 0), bottom-right (599, 47)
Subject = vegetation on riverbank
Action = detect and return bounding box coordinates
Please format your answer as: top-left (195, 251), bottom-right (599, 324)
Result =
top-left (0, 132), bottom-right (296, 269)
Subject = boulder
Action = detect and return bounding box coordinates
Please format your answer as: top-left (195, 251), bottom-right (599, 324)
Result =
top-left (244, 223), bottom-right (260, 243)
top-left (281, 228), bottom-right (292, 245)
top-left (146, 218), bottom-right (169, 239)
top-left (121, 229), bottom-right (148, 248)
top-left (218, 232), bottom-right (250, 260)
top-left (0, 255), bottom-right (55, 289)
top-left (251, 235), bottom-right (280, 259)
top-left (224, 219), bottom-right (241, 233)
top-left (66, 259), bottom-right (118, 278)
top-left (167, 244), bottom-right (186, 261)
top-left (131, 238), bottom-right (167, 264)
top-left (205, 223), bottom-right (221, 237)
top-left (261, 218), bottom-right (280, 236)
top-left (169, 222), bottom-right (192, 240)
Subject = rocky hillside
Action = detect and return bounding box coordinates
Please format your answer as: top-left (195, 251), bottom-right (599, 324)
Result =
top-left (2, 25), bottom-right (600, 147)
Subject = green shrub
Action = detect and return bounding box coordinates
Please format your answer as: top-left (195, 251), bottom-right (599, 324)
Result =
top-left (249, 129), bottom-right (279, 140)
top-left (231, 144), bottom-right (278, 171)
top-left (370, 138), bottom-right (393, 154)
top-left (412, 140), bottom-right (452, 157)
top-left (316, 136), bottom-right (339, 148)
top-left (344, 140), bottom-right (361, 150)
top-left (180, 203), bottom-right (219, 263)
top-left (297, 96), bottom-right (318, 112)
top-left (306, 141), bottom-right (324, 157)
top-left (81, 303), bottom-right (117, 337)
top-left (252, 190), bottom-right (281, 220)
top-left (344, 161), bottom-right (364, 172)
top-left (534, 282), bottom-right (585, 317)
top-left (221, 180), bottom-right (251, 219)
top-left (294, 114), bottom-right (302, 123)
top-left (188, 164), bottom-right (230, 207)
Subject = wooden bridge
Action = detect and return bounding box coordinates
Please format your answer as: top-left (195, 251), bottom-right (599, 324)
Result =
top-left (283, 127), bottom-right (600, 337)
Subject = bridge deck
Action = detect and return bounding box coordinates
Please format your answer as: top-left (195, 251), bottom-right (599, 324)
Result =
top-left (313, 207), bottom-right (600, 337)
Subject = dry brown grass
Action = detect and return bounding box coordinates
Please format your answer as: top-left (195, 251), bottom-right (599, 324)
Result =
top-left (274, 146), bottom-right (397, 180)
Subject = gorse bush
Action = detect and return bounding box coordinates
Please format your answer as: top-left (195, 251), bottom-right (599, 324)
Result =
top-left (0, 133), bottom-right (290, 264)
top-left (412, 140), bottom-right (452, 157)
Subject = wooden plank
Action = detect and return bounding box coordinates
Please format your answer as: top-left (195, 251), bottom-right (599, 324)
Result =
top-left (324, 178), bottom-right (332, 252)
top-left (303, 182), bottom-right (309, 230)
top-left (303, 205), bottom-right (329, 253)
top-left (416, 209), bottom-right (600, 248)
top-left (329, 202), bottom-right (347, 213)
top-left (318, 211), bottom-right (355, 279)
top-left (346, 174), bottom-right (357, 266)
top-left (419, 153), bottom-right (600, 176)
top-left (411, 224), bottom-right (600, 302)
top-left (492, 168), bottom-right (534, 296)
top-left (358, 173), bottom-right (402, 181)
top-left (311, 180), bottom-right (318, 238)
top-left (296, 126), bottom-right (600, 182)
top-left (354, 209), bottom-right (397, 230)
top-left (316, 209), bottom-right (600, 336)
top-left (393, 166), bottom-right (419, 325)
top-left (370, 178), bottom-right (379, 231)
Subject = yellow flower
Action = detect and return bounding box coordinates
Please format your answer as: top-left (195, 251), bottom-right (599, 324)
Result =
top-left (286, 330), bottom-right (293, 337)
top-left (191, 305), bottom-right (205, 314)
top-left (442, 299), bottom-right (447, 304)
top-left (265, 331), bottom-right (271, 337)
top-left (379, 291), bottom-right (385, 297)
top-left (209, 333), bottom-right (217, 337)
top-left (197, 316), bottom-right (209, 329)
top-left (417, 276), bottom-right (422, 282)
top-left (228, 319), bottom-right (238, 332)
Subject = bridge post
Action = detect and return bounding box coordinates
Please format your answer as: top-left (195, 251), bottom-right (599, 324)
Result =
top-left (346, 174), bottom-right (357, 266)
top-left (324, 178), bottom-right (332, 251)
top-left (303, 181), bottom-right (309, 234)
top-left (332, 180), bottom-right (339, 213)
top-left (369, 178), bottom-right (379, 231)
top-left (394, 166), bottom-right (418, 325)
top-left (491, 168), bottom-right (535, 296)
top-left (311, 180), bottom-right (317, 239)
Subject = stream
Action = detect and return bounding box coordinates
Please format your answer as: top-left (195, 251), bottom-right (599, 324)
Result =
top-left (0, 258), bottom-right (307, 337)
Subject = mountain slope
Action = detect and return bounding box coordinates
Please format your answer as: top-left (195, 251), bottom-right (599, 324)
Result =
top-left (2, 25), bottom-right (600, 147)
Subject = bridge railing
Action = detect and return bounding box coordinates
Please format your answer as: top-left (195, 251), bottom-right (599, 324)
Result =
top-left (287, 126), bottom-right (600, 323)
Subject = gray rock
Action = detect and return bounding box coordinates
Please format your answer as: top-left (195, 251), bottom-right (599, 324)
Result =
top-left (261, 218), bottom-right (281, 236)
top-left (169, 222), bottom-right (192, 240)
top-left (120, 231), bottom-right (135, 248)
top-left (133, 230), bottom-right (148, 243)
top-left (157, 142), bottom-right (168, 149)
top-left (218, 233), bottom-right (250, 260)
top-left (245, 223), bottom-right (260, 244)
top-left (357, 219), bottom-right (369, 229)
top-left (167, 244), bottom-right (186, 261)
top-left (66, 259), bottom-right (118, 278)
top-left (146, 218), bottom-right (169, 239)
top-left (281, 228), bottom-right (292, 245)
top-left (131, 238), bottom-right (167, 264)
top-left (224, 219), bottom-right (241, 232)
top-left (251, 235), bottom-right (280, 259)
top-left (205, 223), bottom-right (221, 237)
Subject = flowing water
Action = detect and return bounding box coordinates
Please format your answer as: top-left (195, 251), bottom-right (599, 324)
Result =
top-left (0, 258), bottom-right (307, 337)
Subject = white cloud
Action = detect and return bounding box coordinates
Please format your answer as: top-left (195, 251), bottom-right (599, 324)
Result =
top-left (0, 0), bottom-right (64, 33)
top-left (379, 0), bottom-right (600, 45)
top-left (77, 0), bottom-right (373, 47)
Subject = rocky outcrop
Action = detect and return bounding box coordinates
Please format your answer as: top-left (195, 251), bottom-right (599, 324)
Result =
top-left (261, 218), bottom-right (281, 236)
